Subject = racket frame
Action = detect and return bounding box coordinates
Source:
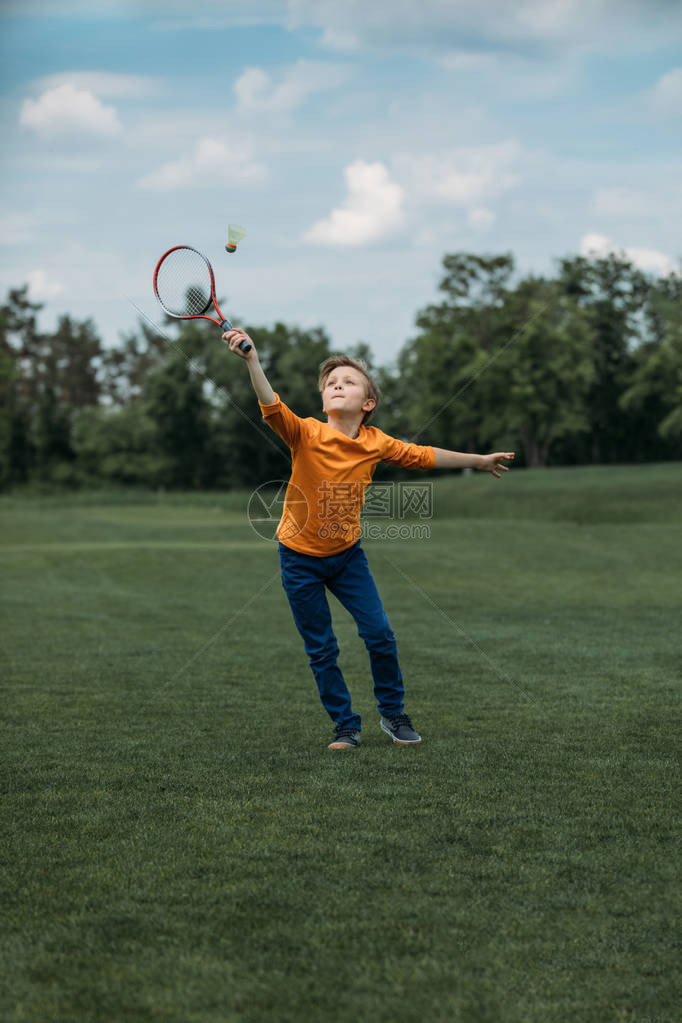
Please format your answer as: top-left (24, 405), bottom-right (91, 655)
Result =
top-left (153, 245), bottom-right (251, 352)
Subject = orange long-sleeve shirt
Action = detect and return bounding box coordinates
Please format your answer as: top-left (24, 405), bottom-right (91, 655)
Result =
top-left (259, 393), bottom-right (436, 556)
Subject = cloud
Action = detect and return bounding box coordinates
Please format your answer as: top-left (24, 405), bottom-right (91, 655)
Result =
top-left (468, 207), bottom-right (496, 229)
top-left (580, 232), bottom-right (678, 276)
top-left (304, 161), bottom-right (405, 245)
top-left (0, 212), bottom-right (39, 245)
top-left (27, 269), bottom-right (64, 300)
top-left (34, 72), bottom-right (162, 99)
top-left (397, 141), bottom-right (522, 206)
top-left (439, 51), bottom-right (500, 72)
top-left (2, 0), bottom-right (134, 13)
top-left (590, 179), bottom-right (682, 227)
top-left (514, 0), bottom-right (587, 37)
top-left (650, 66), bottom-right (682, 113)
top-left (234, 59), bottom-right (349, 114)
top-left (137, 136), bottom-right (268, 190)
top-left (285, 0), bottom-right (682, 56)
top-left (147, 3), bottom-right (286, 32)
top-left (438, 48), bottom-right (578, 101)
top-left (20, 83), bottom-right (122, 138)
top-left (591, 187), bottom-right (654, 217)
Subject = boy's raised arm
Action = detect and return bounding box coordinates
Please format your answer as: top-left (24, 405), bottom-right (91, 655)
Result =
top-left (432, 447), bottom-right (515, 478)
top-left (223, 328), bottom-right (277, 405)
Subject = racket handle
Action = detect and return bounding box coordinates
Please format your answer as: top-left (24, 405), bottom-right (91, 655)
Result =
top-left (220, 318), bottom-right (252, 353)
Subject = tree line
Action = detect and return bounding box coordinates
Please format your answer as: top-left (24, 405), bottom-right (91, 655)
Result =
top-left (1, 250), bottom-right (680, 491)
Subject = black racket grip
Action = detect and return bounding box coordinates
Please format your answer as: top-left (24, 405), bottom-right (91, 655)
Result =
top-left (220, 319), bottom-right (252, 353)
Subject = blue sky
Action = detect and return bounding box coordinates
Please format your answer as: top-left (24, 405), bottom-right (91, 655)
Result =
top-left (1, 0), bottom-right (680, 365)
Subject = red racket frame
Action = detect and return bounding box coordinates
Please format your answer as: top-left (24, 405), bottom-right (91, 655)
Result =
top-left (153, 245), bottom-right (251, 352)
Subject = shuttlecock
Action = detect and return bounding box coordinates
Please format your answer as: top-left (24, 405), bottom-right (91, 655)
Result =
top-left (225, 223), bottom-right (248, 253)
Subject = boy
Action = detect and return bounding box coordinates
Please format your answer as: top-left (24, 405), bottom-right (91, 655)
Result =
top-left (224, 327), bottom-right (514, 750)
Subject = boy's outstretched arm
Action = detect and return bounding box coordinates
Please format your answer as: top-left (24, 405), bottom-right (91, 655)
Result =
top-left (223, 328), bottom-right (276, 405)
top-left (432, 448), bottom-right (515, 478)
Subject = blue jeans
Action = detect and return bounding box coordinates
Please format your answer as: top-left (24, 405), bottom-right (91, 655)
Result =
top-left (278, 540), bottom-right (405, 730)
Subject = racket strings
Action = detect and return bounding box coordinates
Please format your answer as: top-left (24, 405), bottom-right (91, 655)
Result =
top-left (155, 247), bottom-right (212, 317)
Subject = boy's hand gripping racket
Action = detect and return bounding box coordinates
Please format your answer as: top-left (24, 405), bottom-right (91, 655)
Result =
top-left (153, 245), bottom-right (251, 352)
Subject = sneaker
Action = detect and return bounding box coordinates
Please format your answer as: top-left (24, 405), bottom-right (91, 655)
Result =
top-left (328, 727), bottom-right (361, 750)
top-left (380, 713), bottom-right (422, 745)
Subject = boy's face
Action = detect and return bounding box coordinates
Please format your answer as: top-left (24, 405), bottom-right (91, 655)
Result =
top-left (322, 366), bottom-right (375, 419)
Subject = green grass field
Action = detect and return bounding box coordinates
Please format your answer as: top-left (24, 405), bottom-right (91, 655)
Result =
top-left (1, 465), bottom-right (680, 1022)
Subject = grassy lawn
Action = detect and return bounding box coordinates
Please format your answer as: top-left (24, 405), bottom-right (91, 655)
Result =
top-left (1, 465), bottom-right (680, 1022)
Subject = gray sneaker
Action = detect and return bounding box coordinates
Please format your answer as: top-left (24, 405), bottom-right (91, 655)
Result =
top-left (328, 727), bottom-right (361, 750)
top-left (380, 713), bottom-right (422, 745)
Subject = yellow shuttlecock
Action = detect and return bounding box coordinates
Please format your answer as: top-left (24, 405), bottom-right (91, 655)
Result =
top-left (225, 223), bottom-right (248, 253)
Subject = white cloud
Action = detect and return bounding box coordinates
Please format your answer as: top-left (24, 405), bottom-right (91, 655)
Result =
top-left (397, 141), bottom-right (522, 206)
top-left (468, 207), bottom-right (496, 229)
top-left (20, 83), bottom-right (122, 138)
top-left (580, 232), bottom-right (615, 258)
top-left (234, 68), bottom-right (271, 110)
top-left (0, 212), bottom-right (39, 245)
top-left (624, 246), bottom-right (679, 277)
top-left (234, 59), bottom-right (349, 114)
top-left (285, 0), bottom-right (682, 56)
top-left (515, 0), bottom-right (587, 38)
top-left (27, 269), bottom-right (64, 300)
top-left (591, 187), bottom-right (654, 217)
top-left (580, 232), bottom-right (678, 276)
top-left (439, 51), bottom-right (500, 72)
top-left (35, 72), bottom-right (162, 99)
top-left (439, 48), bottom-right (578, 101)
top-left (2, 0), bottom-right (129, 12)
top-left (318, 28), bottom-right (363, 52)
top-left (147, 4), bottom-right (286, 32)
top-left (651, 66), bottom-right (682, 113)
top-left (304, 161), bottom-right (405, 245)
top-left (137, 136), bottom-right (268, 191)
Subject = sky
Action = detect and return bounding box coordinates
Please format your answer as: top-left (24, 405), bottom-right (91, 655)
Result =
top-left (1, 0), bottom-right (680, 366)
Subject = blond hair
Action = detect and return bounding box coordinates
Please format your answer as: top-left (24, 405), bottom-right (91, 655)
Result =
top-left (318, 355), bottom-right (381, 425)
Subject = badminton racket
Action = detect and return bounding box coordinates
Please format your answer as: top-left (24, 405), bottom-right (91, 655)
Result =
top-left (153, 245), bottom-right (251, 352)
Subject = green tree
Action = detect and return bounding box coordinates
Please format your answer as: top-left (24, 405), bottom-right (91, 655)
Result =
top-left (71, 404), bottom-right (169, 486)
top-left (395, 253), bottom-right (516, 454)
top-left (10, 303), bottom-right (103, 412)
top-left (69, 317), bottom-right (201, 489)
top-left (0, 325), bottom-right (17, 488)
top-left (0, 288), bottom-right (109, 485)
top-left (477, 276), bottom-right (595, 467)
top-left (391, 254), bottom-right (597, 468)
top-left (48, 314), bottom-right (103, 408)
top-left (0, 287), bottom-right (43, 486)
top-left (32, 383), bottom-right (74, 481)
top-left (620, 272), bottom-right (682, 448)
top-left (143, 346), bottom-right (211, 489)
top-left (101, 319), bottom-right (170, 405)
top-left (557, 253), bottom-right (649, 463)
